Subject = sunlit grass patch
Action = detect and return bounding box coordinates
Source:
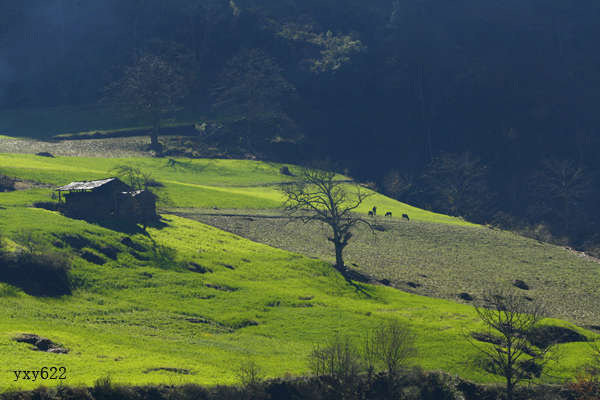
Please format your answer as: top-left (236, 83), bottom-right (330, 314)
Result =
top-left (0, 154), bottom-right (597, 393)
top-left (0, 210), bottom-right (595, 392)
top-left (0, 154), bottom-right (468, 224)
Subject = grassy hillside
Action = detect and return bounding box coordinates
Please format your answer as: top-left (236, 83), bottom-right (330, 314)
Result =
top-left (0, 211), bottom-right (593, 392)
top-left (185, 209), bottom-right (600, 328)
top-left (0, 153), bottom-right (597, 392)
top-left (0, 154), bottom-right (471, 223)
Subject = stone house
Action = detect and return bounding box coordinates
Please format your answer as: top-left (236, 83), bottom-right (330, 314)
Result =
top-left (55, 177), bottom-right (158, 223)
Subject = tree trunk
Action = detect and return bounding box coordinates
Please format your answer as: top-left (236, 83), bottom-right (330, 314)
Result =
top-left (506, 373), bottom-right (513, 400)
top-left (150, 116), bottom-right (161, 151)
top-left (246, 118), bottom-right (253, 152)
top-left (334, 241), bottom-right (345, 270)
top-left (563, 196), bottom-right (570, 232)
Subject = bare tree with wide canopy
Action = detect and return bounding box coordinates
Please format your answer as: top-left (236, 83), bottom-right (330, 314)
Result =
top-left (280, 166), bottom-right (372, 271)
top-left (468, 290), bottom-right (557, 400)
top-left (103, 45), bottom-right (190, 151)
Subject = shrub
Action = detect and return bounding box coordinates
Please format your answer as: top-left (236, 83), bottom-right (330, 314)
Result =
top-left (236, 357), bottom-right (265, 395)
top-left (0, 172), bottom-right (15, 191)
top-left (308, 333), bottom-right (363, 382)
top-left (400, 367), bottom-right (466, 400)
top-left (363, 318), bottom-right (417, 382)
top-left (166, 383), bottom-right (208, 400)
top-left (90, 376), bottom-right (137, 400)
top-left (54, 385), bottom-right (93, 400)
top-left (567, 368), bottom-right (600, 400)
top-left (307, 333), bottom-right (363, 400)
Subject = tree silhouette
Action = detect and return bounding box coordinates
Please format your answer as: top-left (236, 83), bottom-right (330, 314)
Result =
top-left (110, 164), bottom-right (169, 230)
top-left (529, 157), bottom-right (594, 233)
top-left (468, 290), bottom-right (556, 400)
top-left (280, 166), bottom-right (371, 271)
top-left (104, 49), bottom-right (189, 151)
top-left (424, 151), bottom-right (493, 222)
top-left (212, 48), bottom-right (295, 152)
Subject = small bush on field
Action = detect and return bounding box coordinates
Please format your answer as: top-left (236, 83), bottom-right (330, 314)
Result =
top-left (0, 172), bottom-right (15, 191)
top-left (237, 357), bottom-right (266, 400)
top-left (91, 376), bottom-right (136, 400)
top-left (567, 367), bottom-right (600, 400)
top-left (363, 318), bottom-right (417, 382)
top-left (399, 367), bottom-right (466, 400)
top-left (166, 383), bottom-right (208, 400)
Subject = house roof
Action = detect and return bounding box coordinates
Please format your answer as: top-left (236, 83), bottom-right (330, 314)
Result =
top-left (55, 177), bottom-right (121, 191)
top-left (119, 189), bottom-right (158, 198)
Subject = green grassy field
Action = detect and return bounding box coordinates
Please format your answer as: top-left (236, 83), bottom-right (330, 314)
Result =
top-left (0, 153), bottom-right (597, 392)
top-left (183, 209), bottom-right (600, 328)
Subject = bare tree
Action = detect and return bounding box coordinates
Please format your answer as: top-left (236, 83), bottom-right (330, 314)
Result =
top-left (280, 166), bottom-right (372, 271)
top-left (236, 356), bottom-right (265, 400)
top-left (529, 157), bottom-right (594, 233)
top-left (382, 169), bottom-right (419, 203)
top-left (212, 48), bottom-right (295, 152)
top-left (308, 333), bottom-right (363, 398)
top-left (103, 47), bottom-right (190, 151)
top-left (111, 164), bottom-right (169, 231)
top-left (363, 318), bottom-right (417, 388)
top-left (468, 290), bottom-right (556, 400)
top-left (424, 151), bottom-right (494, 221)
top-left (14, 228), bottom-right (45, 263)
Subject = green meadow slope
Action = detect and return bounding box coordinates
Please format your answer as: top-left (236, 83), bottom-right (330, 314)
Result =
top-left (0, 153), bottom-right (597, 392)
top-left (186, 209), bottom-right (600, 328)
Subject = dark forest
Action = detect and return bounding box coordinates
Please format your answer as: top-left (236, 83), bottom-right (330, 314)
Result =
top-left (1, 0), bottom-right (599, 249)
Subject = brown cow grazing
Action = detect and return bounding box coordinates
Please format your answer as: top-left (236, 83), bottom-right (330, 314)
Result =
top-left (402, 214), bottom-right (409, 221)
top-left (385, 212), bottom-right (392, 217)
top-left (368, 211), bottom-right (374, 217)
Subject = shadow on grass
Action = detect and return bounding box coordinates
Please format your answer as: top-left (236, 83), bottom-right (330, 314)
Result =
top-left (0, 261), bottom-right (71, 297)
top-left (93, 220), bottom-right (147, 236)
top-left (334, 265), bottom-right (374, 299)
top-left (349, 281), bottom-right (373, 299)
top-left (93, 218), bottom-right (169, 236)
top-left (161, 157), bottom-right (207, 174)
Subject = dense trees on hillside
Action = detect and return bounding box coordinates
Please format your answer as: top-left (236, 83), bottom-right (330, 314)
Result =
top-left (1, 0), bottom-right (600, 245)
